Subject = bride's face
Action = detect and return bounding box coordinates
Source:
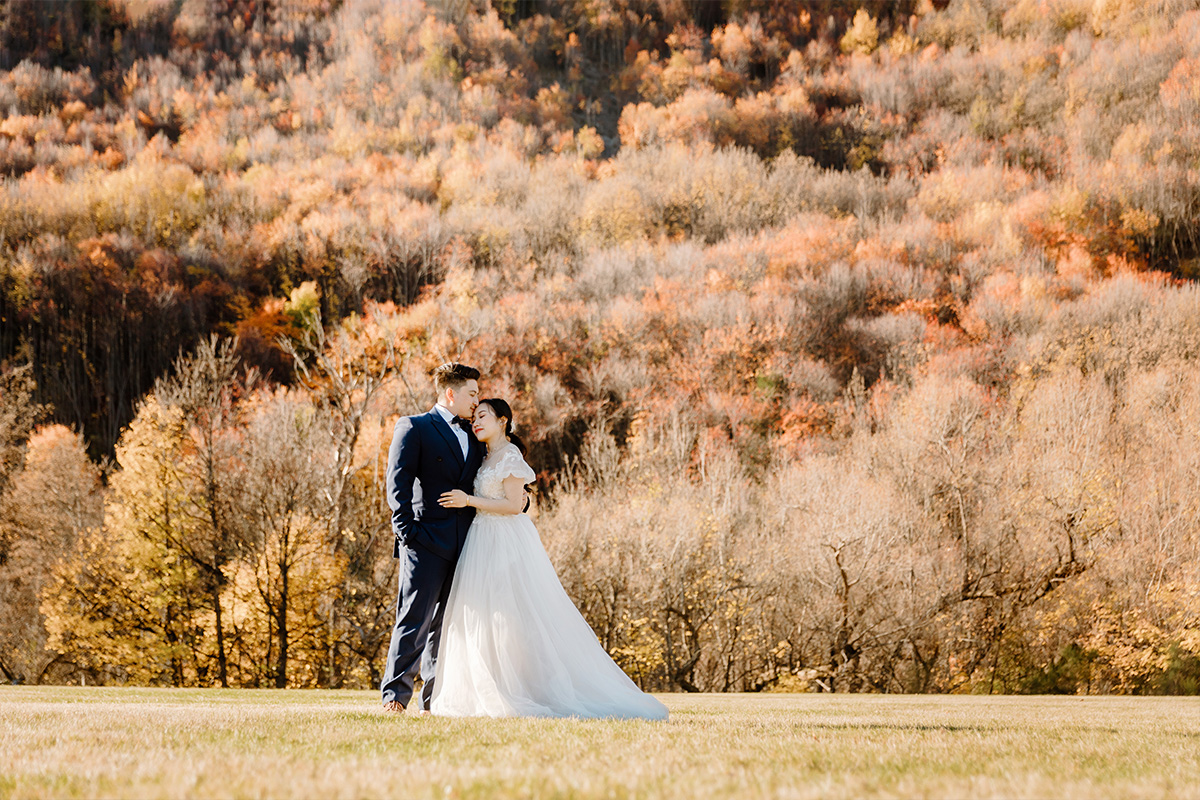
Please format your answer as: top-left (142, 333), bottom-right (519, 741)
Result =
top-left (471, 403), bottom-right (505, 442)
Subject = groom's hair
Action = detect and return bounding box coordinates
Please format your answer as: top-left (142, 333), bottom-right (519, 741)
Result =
top-left (433, 362), bottom-right (480, 393)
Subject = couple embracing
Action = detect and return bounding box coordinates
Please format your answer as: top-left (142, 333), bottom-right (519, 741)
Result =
top-left (379, 363), bottom-right (668, 720)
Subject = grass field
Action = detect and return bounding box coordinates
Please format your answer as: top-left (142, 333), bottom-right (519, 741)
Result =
top-left (2, 688), bottom-right (1199, 799)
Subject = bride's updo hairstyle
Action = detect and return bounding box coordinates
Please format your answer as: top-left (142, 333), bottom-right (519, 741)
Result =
top-left (479, 398), bottom-right (526, 454)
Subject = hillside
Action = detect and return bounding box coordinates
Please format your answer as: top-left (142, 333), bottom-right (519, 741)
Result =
top-left (1, 0), bottom-right (1199, 693)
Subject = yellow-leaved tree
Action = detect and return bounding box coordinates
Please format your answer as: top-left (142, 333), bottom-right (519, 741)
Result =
top-left (235, 387), bottom-right (345, 688)
top-left (0, 425), bottom-right (102, 684)
top-left (43, 398), bottom-right (207, 685)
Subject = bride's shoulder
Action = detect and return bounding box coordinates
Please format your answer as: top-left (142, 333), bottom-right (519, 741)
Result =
top-left (500, 443), bottom-right (535, 476)
top-left (482, 443), bottom-right (526, 468)
top-left (500, 442), bottom-right (527, 463)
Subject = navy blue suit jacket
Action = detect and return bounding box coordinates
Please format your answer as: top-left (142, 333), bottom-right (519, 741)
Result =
top-left (387, 408), bottom-right (484, 560)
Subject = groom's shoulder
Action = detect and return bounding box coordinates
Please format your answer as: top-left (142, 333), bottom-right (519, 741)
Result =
top-left (395, 409), bottom-right (434, 432)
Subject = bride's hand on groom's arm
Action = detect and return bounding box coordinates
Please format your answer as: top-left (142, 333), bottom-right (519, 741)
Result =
top-left (438, 490), bottom-right (472, 508)
top-left (440, 478), bottom-right (525, 515)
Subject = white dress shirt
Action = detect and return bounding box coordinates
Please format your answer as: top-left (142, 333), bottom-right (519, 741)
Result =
top-left (434, 403), bottom-right (469, 459)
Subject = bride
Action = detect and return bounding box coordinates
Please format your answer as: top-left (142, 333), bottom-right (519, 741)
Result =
top-left (432, 398), bottom-right (668, 720)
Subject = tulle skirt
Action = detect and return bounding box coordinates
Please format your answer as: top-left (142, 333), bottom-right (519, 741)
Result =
top-left (430, 512), bottom-right (668, 720)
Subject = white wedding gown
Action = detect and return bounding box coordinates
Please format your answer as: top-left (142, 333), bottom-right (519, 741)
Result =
top-left (430, 443), bottom-right (668, 720)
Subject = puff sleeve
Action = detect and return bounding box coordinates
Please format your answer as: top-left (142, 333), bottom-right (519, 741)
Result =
top-left (496, 445), bottom-right (536, 484)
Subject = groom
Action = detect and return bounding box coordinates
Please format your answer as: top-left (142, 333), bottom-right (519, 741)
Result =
top-left (381, 362), bottom-right (484, 713)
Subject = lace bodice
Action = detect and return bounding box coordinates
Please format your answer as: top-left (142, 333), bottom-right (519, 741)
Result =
top-left (474, 443), bottom-right (535, 502)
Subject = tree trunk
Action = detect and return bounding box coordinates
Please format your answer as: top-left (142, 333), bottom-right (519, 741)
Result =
top-left (166, 605), bottom-right (184, 687)
top-left (213, 584), bottom-right (228, 688)
top-left (275, 564), bottom-right (288, 688)
top-left (0, 653), bottom-right (15, 683)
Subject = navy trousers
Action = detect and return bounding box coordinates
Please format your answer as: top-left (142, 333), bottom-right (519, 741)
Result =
top-left (380, 540), bottom-right (456, 709)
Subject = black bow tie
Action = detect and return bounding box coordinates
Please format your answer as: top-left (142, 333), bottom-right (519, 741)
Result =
top-left (451, 416), bottom-right (471, 432)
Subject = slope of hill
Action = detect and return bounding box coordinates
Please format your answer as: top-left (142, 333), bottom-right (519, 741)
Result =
top-left (1, 0), bottom-right (1198, 693)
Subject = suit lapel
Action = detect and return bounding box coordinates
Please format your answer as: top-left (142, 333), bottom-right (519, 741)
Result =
top-left (429, 408), bottom-right (466, 467)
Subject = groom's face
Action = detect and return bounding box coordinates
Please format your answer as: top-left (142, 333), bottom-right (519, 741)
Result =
top-left (445, 379), bottom-right (479, 419)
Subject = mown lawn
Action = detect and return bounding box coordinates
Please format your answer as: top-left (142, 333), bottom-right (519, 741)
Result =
top-left (1, 687), bottom-right (1198, 799)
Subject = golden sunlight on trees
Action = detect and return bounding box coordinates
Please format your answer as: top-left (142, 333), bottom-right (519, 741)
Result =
top-left (44, 397), bottom-right (202, 685)
top-left (237, 388), bottom-right (343, 689)
top-left (0, 424), bottom-right (101, 684)
top-left (4, 0), bottom-right (1200, 692)
top-left (840, 10), bottom-right (880, 56)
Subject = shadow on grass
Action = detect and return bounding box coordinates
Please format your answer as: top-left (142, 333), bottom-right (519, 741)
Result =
top-left (802, 722), bottom-right (1200, 737)
top-left (804, 722), bottom-right (1000, 733)
top-left (802, 722), bottom-right (1124, 734)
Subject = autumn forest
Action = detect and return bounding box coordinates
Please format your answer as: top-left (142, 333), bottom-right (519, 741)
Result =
top-left (1, 0), bottom-right (1199, 694)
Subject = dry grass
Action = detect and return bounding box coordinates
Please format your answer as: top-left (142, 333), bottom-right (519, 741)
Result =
top-left (2, 688), bottom-right (1199, 799)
